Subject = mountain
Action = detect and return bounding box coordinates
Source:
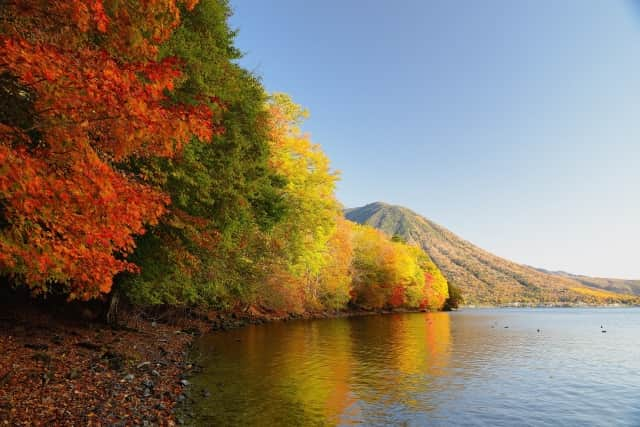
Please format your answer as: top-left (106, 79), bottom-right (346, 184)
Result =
top-left (345, 202), bottom-right (638, 305)
top-left (534, 268), bottom-right (640, 296)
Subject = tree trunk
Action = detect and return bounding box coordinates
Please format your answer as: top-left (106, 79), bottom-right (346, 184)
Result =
top-left (106, 290), bottom-right (120, 325)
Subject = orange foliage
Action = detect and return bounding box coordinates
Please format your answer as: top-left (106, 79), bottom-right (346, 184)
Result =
top-left (421, 272), bottom-right (445, 310)
top-left (0, 0), bottom-right (219, 298)
top-left (389, 286), bottom-right (406, 308)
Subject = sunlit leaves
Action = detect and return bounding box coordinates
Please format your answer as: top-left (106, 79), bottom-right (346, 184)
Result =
top-left (0, 0), bottom-right (452, 312)
top-left (121, 0), bottom-right (280, 308)
top-left (259, 93), bottom-right (342, 311)
top-left (350, 223), bottom-right (448, 310)
top-left (0, 0), bottom-right (216, 299)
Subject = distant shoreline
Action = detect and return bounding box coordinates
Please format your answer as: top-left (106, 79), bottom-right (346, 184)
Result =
top-left (460, 303), bottom-right (639, 309)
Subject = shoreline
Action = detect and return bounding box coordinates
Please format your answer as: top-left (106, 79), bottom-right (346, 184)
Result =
top-left (460, 303), bottom-right (638, 309)
top-left (206, 306), bottom-right (434, 331)
top-left (0, 301), bottom-right (433, 425)
top-left (3, 300), bottom-right (637, 424)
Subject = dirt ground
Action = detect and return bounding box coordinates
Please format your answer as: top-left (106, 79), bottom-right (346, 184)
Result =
top-left (0, 296), bottom-right (208, 426)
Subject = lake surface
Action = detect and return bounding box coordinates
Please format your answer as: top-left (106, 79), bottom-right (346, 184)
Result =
top-left (188, 308), bottom-right (640, 426)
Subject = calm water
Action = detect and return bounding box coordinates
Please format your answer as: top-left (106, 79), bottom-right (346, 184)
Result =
top-left (189, 309), bottom-right (640, 426)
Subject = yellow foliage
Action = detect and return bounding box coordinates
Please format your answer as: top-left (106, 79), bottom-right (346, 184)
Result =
top-left (254, 93), bottom-right (450, 313)
top-left (571, 287), bottom-right (631, 300)
top-left (318, 217), bottom-right (354, 310)
top-left (350, 223), bottom-right (448, 310)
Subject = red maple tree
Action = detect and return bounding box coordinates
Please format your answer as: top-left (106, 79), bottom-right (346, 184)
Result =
top-left (0, 0), bottom-right (221, 299)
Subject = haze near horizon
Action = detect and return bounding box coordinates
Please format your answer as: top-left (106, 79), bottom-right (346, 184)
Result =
top-left (230, 0), bottom-right (640, 278)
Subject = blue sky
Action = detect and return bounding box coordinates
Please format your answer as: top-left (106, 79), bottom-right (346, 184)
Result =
top-left (229, 0), bottom-right (640, 278)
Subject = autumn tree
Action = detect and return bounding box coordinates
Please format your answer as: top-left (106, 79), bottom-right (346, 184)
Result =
top-left (443, 282), bottom-right (463, 311)
top-left (0, 0), bottom-right (216, 299)
top-left (318, 217), bottom-right (354, 310)
top-left (419, 252), bottom-right (449, 310)
top-left (350, 223), bottom-right (448, 310)
top-left (401, 245), bottom-right (448, 310)
top-left (259, 93), bottom-right (342, 312)
top-left (122, 0), bottom-right (286, 308)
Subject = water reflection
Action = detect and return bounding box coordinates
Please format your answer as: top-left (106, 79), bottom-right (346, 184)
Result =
top-left (189, 309), bottom-right (640, 426)
top-left (190, 312), bottom-right (452, 426)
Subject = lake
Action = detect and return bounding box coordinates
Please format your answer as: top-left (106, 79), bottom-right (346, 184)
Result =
top-left (188, 308), bottom-right (640, 426)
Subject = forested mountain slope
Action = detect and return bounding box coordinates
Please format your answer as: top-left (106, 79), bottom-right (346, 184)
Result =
top-left (535, 268), bottom-right (640, 297)
top-left (346, 202), bottom-right (638, 305)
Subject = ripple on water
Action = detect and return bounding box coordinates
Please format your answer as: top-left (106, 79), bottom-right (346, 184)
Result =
top-left (189, 308), bottom-right (640, 426)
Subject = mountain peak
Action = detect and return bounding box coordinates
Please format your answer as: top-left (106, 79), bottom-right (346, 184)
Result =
top-left (346, 202), bottom-right (420, 243)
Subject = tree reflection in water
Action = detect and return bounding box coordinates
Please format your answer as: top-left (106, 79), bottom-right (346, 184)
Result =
top-left (189, 312), bottom-right (453, 426)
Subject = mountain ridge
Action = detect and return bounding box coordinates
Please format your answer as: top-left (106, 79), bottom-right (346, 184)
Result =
top-left (345, 202), bottom-right (639, 305)
top-left (534, 268), bottom-right (640, 296)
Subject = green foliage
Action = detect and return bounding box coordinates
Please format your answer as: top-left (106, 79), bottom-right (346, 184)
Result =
top-left (6, 0), bottom-right (636, 313)
top-left (253, 94), bottom-right (343, 312)
top-left (391, 234), bottom-right (407, 243)
top-left (123, 0), bottom-right (284, 308)
top-left (4, 0), bottom-right (455, 314)
top-left (443, 283), bottom-right (464, 311)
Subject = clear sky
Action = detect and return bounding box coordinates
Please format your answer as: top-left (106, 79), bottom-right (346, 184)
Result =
top-left (229, 0), bottom-right (640, 279)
